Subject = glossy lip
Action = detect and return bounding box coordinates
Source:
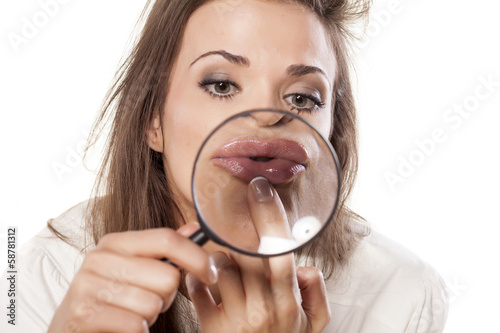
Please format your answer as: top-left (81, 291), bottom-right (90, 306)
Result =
top-left (211, 138), bottom-right (309, 184)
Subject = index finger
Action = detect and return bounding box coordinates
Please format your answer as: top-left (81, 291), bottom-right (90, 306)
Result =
top-left (246, 177), bottom-right (300, 301)
top-left (247, 176), bottom-right (295, 255)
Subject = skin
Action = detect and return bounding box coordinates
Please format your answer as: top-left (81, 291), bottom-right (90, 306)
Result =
top-left (186, 178), bottom-right (331, 332)
top-left (152, 0), bottom-right (335, 227)
top-left (49, 0), bottom-right (335, 332)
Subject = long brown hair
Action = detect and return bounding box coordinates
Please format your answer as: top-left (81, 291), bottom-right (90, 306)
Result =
top-left (52, 0), bottom-right (371, 331)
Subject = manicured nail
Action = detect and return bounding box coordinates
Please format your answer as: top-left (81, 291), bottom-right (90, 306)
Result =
top-left (208, 256), bottom-right (218, 284)
top-left (250, 177), bottom-right (273, 203)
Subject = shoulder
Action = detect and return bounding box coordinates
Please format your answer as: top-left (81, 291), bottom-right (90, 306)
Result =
top-left (21, 199), bottom-right (94, 278)
top-left (324, 228), bottom-right (449, 333)
top-left (0, 200), bottom-right (94, 331)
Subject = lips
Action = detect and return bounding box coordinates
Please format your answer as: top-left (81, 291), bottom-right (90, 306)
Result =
top-left (211, 139), bottom-right (308, 184)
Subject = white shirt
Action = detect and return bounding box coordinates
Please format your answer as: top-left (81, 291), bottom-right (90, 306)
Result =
top-left (0, 201), bottom-right (448, 332)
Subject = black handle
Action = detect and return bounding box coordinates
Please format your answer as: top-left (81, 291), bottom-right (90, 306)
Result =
top-left (188, 228), bottom-right (209, 245)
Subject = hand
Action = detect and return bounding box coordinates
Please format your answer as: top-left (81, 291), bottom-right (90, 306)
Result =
top-left (186, 177), bottom-right (331, 333)
top-left (48, 223), bottom-right (218, 333)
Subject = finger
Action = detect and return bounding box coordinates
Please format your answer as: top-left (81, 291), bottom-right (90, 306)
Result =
top-left (211, 252), bottom-right (246, 308)
top-left (74, 270), bottom-right (165, 325)
top-left (186, 272), bottom-right (218, 321)
top-left (101, 281), bottom-right (166, 322)
top-left (247, 177), bottom-right (297, 297)
top-left (224, 249), bottom-right (287, 322)
top-left (176, 222), bottom-right (201, 238)
top-left (81, 249), bottom-right (181, 310)
top-left (296, 267), bottom-right (331, 331)
top-left (96, 228), bottom-right (218, 286)
top-left (71, 302), bottom-right (149, 333)
top-left (247, 177), bottom-right (292, 242)
top-left (266, 253), bottom-right (301, 313)
top-left (228, 250), bottom-right (270, 291)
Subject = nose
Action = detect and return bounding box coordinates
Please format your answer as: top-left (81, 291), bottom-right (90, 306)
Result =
top-left (249, 110), bottom-right (293, 127)
top-left (242, 81), bottom-right (295, 126)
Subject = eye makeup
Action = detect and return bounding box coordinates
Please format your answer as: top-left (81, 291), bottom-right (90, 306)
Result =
top-left (283, 92), bottom-right (326, 113)
top-left (196, 69), bottom-right (328, 113)
top-left (198, 75), bottom-right (241, 100)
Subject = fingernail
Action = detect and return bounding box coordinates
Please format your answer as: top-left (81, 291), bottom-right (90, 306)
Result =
top-left (208, 256), bottom-right (218, 284)
top-left (250, 177), bottom-right (273, 203)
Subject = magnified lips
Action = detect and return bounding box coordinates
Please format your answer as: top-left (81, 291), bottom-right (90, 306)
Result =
top-left (211, 139), bottom-right (308, 184)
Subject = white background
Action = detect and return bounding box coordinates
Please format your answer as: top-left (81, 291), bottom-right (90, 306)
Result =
top-left (1, 0), bottom-right (499, 331)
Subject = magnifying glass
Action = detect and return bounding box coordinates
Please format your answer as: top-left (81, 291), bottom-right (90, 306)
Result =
top-left (165, 109), bottom-right (340, 258)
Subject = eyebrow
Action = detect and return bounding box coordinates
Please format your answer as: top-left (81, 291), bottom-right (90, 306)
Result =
top-left (190, 50), bottom-right (330, 83)
top-left (286, 64), bottom-right (328, 80)
top-left (189, 50), bottom-right (250, 67)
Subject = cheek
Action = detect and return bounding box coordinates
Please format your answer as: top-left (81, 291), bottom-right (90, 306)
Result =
top-left (318, 112), bottom-right (333, 139)
top-left (319, 100), bottom-right (334, 138)
top-left (163, 89), bottom-right (210, 201)
top-left (302, 106), bottom-right (333, 140)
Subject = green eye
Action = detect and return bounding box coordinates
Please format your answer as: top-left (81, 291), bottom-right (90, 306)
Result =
top-left (284, 93), bottom-right (325, 112)
top-left (292, 95), bottom-right (308, 107)
top-left (214, 82), bottom-right (231, 94)
top-left (199, 79), bottom-right (239, 99)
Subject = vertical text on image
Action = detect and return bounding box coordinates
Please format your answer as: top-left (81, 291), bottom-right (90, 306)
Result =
top-left (6, 227), bottom-right (17, 326)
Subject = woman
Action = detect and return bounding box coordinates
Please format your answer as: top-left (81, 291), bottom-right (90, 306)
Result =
top-left (2, 0), bottom-right (448, 332)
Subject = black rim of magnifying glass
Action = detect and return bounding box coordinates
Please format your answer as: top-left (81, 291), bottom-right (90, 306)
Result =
top-left (189, 109), bottom-right (342, 258)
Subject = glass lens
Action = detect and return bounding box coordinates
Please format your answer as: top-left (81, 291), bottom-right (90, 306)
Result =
top-left (192, 110), bottom-right (340, 256)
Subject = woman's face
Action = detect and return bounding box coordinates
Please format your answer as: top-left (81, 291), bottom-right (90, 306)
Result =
top-left (151, 0), bottom-right (336, 221)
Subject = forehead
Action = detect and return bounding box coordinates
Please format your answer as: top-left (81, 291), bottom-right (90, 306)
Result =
top-left (177, 0), bottom-right (336, 79)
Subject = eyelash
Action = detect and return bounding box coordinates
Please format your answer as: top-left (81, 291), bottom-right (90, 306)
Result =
top-left (198, 79), bottom-right (240, 100)
top-left (283, 92), bottom-right (326, 113)
top-left (198, 79), bottom-right (325, 112)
